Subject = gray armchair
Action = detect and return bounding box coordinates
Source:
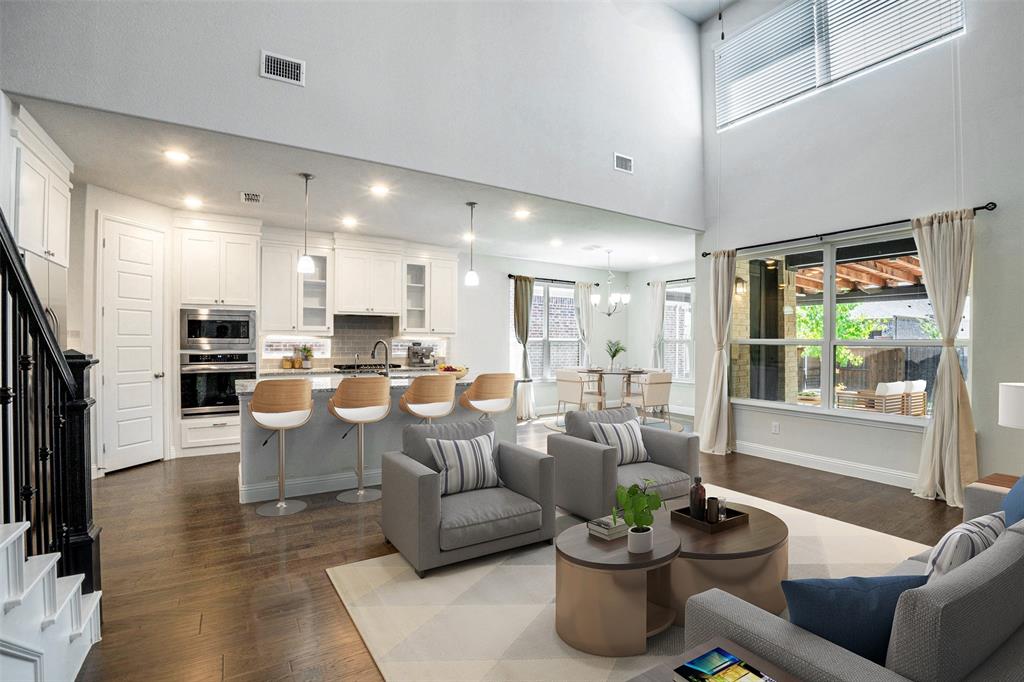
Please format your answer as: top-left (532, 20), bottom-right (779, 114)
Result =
top-left (547, 406), bottom-right (700, 520)
top-left (381, 420), bottom-right (555, 578)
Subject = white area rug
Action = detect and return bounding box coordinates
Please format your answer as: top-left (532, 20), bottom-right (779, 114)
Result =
top-left (327, 485), bottom-right (929, 682)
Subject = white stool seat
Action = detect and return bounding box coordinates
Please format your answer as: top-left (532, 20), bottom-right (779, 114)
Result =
top-left (330, 404), bottom-right (390, 423)
top-left (465, 397), bottom-right (513, 413)
top-left (407, 400), bottom-right (455, 418)
top-left (251, 409), bottom-right (313, 429)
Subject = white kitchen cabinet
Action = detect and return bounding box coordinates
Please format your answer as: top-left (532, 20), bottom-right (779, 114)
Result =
top-left (14, 145), bottom-right (71, 267)
top-left (260, 244), bottom-right (299, 332)
top-left (180, 415), bottom-right (240, 449)
top-left (45, 178), bottom-right (71, 267)
top-left (428, 259), bottom-right (458, 334)
top-left (261, 244), bottom-right (333, 334)
top-left (335, 248), bottom-right (401, 315)
top-left (400, 258), bottom-right (458, 334)
top-left (180, 231), bottom-right (260, 306)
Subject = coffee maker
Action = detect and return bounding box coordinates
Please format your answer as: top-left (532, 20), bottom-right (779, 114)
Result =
top-left (407, 342), bottom-right (436, 367)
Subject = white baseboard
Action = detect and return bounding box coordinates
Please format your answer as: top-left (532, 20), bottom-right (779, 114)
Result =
top-left (734, 440), bottom-right (917, 489)
top-left (238, 468), bottom-right (382, 504)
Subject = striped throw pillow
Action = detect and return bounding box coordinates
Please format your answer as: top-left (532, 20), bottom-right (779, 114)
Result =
top-left (590, 418), bottom-right (648, 465)
top-left (926, 511), bottom-right (1006, 580)
top-left (426, 432), bottom-right (499, 496)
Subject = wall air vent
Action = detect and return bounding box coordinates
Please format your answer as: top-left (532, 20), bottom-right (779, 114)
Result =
top-left (613, 153), bottom-right (634, 174)
top-left (260, 50), bottom-right (306, 86)
top-left (240, 191), bottom-right (262, 205)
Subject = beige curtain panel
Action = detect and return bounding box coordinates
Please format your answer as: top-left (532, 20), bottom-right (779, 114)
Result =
top-left (513, 275), bottom-right (537, 420)
top-left (573, 282), bottom-right (594, 368)
top-left (649, 280), bottom-right (667, 368)
top-left (697, 250), bottom-right (736, 455)
top-left (911, 209), bottom-right (977, 508)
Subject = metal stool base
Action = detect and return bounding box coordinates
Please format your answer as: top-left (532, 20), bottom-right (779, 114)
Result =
top-left (256, 499), bottom-right (308, 517)
top-left (337, 488), bottom-right (382, 503)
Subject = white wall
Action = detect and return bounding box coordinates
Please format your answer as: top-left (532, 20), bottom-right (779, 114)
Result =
top-left (696, 0), bottom-right (1024, 479)
top-left (0, 1), bottom-right (704, 229)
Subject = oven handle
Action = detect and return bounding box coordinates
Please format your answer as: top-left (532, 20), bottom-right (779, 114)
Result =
top-left (180, 364), bottom-right (258, 374)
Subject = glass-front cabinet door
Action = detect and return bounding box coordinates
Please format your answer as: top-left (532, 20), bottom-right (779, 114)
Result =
top-left (403, 260), bottom-right (429, 333)
top-left (300, 248), bottom-right (331, 332)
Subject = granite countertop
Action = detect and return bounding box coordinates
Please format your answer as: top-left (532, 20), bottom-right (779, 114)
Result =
top-left (237, 372), bottom-right (483, 395)
top-left (259, 367), bottom-right (342, 376)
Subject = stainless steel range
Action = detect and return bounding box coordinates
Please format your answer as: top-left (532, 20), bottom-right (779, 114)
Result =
top-left (179, 350), bottom-right (257, 417)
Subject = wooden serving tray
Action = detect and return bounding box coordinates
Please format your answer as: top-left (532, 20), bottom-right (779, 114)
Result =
top-left (671, 506), bottom-right (749, 534)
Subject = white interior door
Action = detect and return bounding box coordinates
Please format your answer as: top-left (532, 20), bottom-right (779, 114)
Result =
top-left (101, 215), bottom-right (166, 472)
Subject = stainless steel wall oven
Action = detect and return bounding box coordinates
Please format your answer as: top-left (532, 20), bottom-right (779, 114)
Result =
top-left (179, 351), bottom-right (257, 416)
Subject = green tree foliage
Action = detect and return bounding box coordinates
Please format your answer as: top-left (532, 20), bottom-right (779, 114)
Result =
top-left (795, 304), bottom-right (884, 367)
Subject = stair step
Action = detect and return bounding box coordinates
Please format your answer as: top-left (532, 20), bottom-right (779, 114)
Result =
top-left (69, 591), bottom-right (101, 643)
top-left (0, 522), bottom-right (30, 552)
top-left (2, 552), bottom-right (60, 613)
top-left (41, 574), bottom-right (85, 631)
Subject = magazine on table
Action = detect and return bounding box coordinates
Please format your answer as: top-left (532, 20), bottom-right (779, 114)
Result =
top-left (672, 646), bottom-right (777, 682)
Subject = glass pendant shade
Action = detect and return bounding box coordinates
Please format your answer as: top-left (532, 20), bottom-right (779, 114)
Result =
top-left (464, 269), bottom-right (480, 287)
top-left (590, 292), bottom-right (602, 306)
top-left (297, 254), bottom-right (315, 274)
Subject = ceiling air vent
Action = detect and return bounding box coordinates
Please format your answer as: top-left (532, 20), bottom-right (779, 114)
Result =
top-left (240, 191), bottom-right (262, 205)
top-left (613, 153), bottom-right (634, 174)
top-left (260, 50), bottom-right (305, 86)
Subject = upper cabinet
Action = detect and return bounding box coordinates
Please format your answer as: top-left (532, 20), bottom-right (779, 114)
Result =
top-left (11, 105), bottom-right (73, 269)
top-left (335, 248), bottom-right (401, 315)
top-left (260, 241), bottom-right (333, 335)
top-left (401, 257), bottom-right (458, 335)
top-left (179, 230), bottom-right (259, 306)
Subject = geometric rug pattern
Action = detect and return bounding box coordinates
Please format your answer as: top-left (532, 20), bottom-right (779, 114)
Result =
top-left (327, 484), bottom-right (930, 681)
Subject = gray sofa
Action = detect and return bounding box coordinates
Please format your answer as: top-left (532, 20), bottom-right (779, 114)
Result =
top-left (381, 420), bottom-right (555, 578)
top-left (684, 482), bottom-right (1024, 682)
top-left (546, 406), bottom-right (700, 521)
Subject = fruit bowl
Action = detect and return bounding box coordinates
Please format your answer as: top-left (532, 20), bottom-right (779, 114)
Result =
top-left (437, 363), bottom-right (468, 379)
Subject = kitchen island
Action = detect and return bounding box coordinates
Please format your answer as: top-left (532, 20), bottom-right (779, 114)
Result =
top-left (235, 374), bottom-right (518, 503)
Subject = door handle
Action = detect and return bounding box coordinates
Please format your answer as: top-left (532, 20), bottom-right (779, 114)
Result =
top-left (154, 372), bottom-right (166, 379)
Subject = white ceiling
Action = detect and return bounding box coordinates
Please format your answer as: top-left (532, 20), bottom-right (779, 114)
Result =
top-left (18, 97), bottom-right (697, 272)
top-left (665, 0), bottom-right (735, 23)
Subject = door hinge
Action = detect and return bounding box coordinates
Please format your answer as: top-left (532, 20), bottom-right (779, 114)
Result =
top-left (102, 443), bottom-right (107, 453)
top-left (103, 238), bottom-right (106, 247)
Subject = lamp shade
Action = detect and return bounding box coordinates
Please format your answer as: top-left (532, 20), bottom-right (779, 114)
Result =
top-left (463, 269), bottom-right (479, 287)
top-left (296, 254), bottom-right (315, 274)
top-left (998, 383), bottom-right (1024, 429)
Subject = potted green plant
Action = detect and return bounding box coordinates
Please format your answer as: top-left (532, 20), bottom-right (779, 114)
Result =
top-left (298, 344), bottom-right (314, 369)
top-left (612, 480), bottom-right (663, 553)
top-left (605, 339), bottom-right (626, 369)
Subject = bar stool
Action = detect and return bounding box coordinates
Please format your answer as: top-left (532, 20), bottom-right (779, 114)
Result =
top-left (399, 374), bottom-right (457, 423)
top-left (328, 376), bottom-right (391, 503)
top-left (249, 378), bottom-right (313, 517)
top-left (459, 372), bottom-right (515, 419)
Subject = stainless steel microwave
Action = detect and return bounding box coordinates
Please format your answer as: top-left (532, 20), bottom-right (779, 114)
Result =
top-left (179, 308), bottom-right (256, 351)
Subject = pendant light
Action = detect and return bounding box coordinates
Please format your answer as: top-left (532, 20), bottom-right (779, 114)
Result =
top-left (296, 172), bottom-right (316, 274)
top-left (463, 201), bottom-right (480, 287)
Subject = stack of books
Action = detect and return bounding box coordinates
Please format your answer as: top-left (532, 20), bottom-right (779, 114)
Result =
top-left (587, 515), bottom-right (627, 541)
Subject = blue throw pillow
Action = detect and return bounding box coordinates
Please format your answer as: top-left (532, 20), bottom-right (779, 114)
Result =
top-left (1002, 477), bottom-right (1024, 527)
top-left (782, 574), bottom-right (927, 665)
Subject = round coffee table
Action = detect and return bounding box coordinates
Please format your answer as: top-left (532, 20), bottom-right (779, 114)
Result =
top-left (555, 524), bottom-right (680, 656)
top-left (660, 502), bottom-right (789, 624)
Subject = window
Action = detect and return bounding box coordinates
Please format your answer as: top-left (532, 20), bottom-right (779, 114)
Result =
top-left (728, 236), bottom-right (970, 418)
top-left (715, 0), bottom-right (965, 128)
top-left (663, 283), bottom-right (694, 382)
top-left (510, 281), bottom-right (582, 380)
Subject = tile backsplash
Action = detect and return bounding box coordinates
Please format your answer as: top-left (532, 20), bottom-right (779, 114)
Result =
top-left (331, 315), bottom-right (397, 356)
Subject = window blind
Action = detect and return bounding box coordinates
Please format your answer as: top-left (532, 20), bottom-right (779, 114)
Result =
top-left (715, 0), bottom-right (965, 129)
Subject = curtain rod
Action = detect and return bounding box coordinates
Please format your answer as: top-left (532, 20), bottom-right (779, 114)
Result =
top-left (700, 202), bottom-right (997, 258)
top-left (646, 277), bottom-right (696, 286)
top-left (506, 274), bottom-right (600, 287)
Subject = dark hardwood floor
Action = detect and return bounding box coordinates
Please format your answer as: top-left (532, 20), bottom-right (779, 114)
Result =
top-left (79, 419), bottom-right (962, 681)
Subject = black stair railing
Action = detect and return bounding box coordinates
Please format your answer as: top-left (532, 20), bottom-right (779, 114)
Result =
top-left (0, 206), bottom-right (101, 593)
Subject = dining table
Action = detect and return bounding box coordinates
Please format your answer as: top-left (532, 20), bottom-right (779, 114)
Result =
top-left (580, 368), bottom-right (648, 409)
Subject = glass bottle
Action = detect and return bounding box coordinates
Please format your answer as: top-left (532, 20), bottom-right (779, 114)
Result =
top-left (689, 476), bottom-right (706, 520)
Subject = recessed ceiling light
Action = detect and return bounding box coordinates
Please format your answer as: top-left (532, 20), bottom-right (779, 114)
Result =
top-left (550, 238), bottom-right (563, 247)
top-left (183, 195), bottom-right (203, 209)
top-left (514, 209), bottom-right (531, 220)
top-left (163, 149), bottom-right (191, 164)
top-left (462, 232), bottom-right (475, 242)
top-left (341, 215), bottom-right (358, 228)
top-left (370, 184), bottom-right (390, 197)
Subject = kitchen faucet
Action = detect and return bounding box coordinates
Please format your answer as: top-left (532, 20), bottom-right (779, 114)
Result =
top-left (370, 339), bottom-right (390, 377)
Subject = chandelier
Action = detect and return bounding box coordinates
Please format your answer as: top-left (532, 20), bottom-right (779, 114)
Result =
top-left (593, 250), bottom-right (630, 317)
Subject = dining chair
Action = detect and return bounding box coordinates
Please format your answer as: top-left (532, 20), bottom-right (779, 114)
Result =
top-left (555, 369), bottom-right (602, 426)
top-left (621, 371), bottom-right (673, 424)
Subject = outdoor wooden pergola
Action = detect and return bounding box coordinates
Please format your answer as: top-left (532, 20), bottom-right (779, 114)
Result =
top-left (794, 256), bottom-right (923, 295)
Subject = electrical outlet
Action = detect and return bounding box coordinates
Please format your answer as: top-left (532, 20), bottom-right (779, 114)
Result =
top-left (770, 421), bottom-right (781, 435)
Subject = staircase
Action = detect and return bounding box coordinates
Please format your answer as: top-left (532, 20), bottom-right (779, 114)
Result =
top-left (1, 521), bottom-right (101, 680)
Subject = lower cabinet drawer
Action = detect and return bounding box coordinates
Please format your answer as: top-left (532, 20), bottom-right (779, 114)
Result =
top-left (180, 415), bottom-right (240, 448)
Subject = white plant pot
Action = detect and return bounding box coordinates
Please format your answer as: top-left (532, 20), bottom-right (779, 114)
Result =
top-left (302, 360), bottom-right (312, 369)
top-left (627, 526), bottom-right (653, 554)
